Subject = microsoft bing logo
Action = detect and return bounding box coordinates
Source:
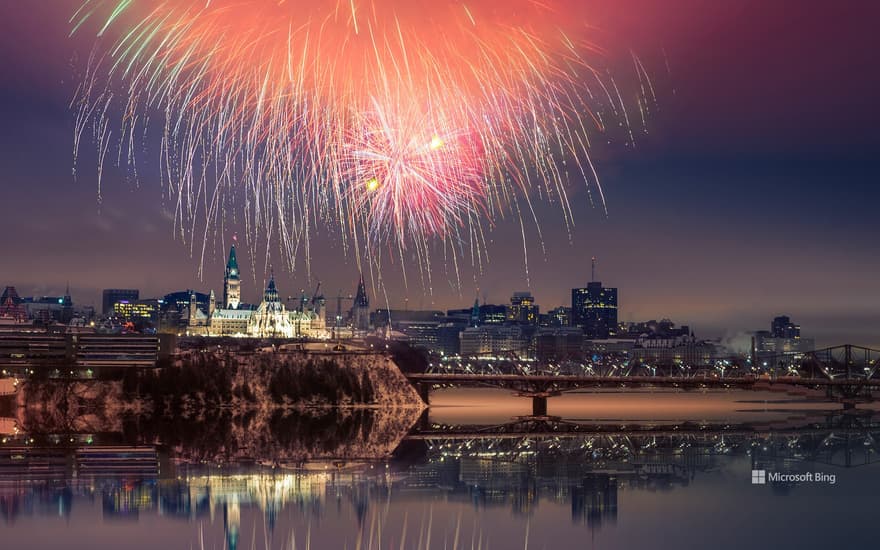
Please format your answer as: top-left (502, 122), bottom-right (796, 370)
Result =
top-left (751, 470), bottom-right (766, 485)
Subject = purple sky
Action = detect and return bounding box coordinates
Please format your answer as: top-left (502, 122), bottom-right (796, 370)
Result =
top-left (0, 0), bottom-right (878, 346)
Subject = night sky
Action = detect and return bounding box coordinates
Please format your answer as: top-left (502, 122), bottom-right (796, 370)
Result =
top-left (1, 1), bottom-right (878, 347)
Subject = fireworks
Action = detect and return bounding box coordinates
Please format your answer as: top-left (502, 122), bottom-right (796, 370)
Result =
top-left (71, 0), bottom-right (652, 283)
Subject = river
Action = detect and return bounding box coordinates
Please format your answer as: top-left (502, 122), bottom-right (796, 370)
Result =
top-left (1, 388), bottom-right (877, 549)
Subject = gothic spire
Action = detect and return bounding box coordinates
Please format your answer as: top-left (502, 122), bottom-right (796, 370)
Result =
top-left (264, 272), bottom-right (279, 303)
top-left (226, 244), bottom-right (239, 273)
top-left (354, 273), bottom-right (369, 307)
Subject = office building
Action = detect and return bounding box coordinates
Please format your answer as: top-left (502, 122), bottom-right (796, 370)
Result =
top-left (459, 325), bottom-right (534, 358)
top-left (448, 302), bottom-right (508, 326)
top-left (755, 316), bottom-right (813, 357)
top-left (399, 320), bottom-right (464, 356)
top-left (113, 299), bottom-right (160, 325)
top-left (546, 306), bottom-right (572, 327)
top-left (508, 291), bottom-right (539, 325)
top-left (534, 327), bottom-right (584, 361)
top-left (630, 340), bottom-right (719, 367)
top-left (571, 282), bottom-right (618, 338)
top-left (102, 289), bottom-right (139, 316)
top-left (771, 315), bottom-right (800, 339)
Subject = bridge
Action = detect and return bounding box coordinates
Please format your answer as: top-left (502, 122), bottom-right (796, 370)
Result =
top-left (406, 344), bottom-right (880, 414)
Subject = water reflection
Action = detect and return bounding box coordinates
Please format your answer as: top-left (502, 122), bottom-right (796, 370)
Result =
top-left (1, 405), bottom-right (880, 548)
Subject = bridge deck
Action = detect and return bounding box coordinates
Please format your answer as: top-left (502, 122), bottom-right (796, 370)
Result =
top-left (406, 373), bottom-right (880, 388)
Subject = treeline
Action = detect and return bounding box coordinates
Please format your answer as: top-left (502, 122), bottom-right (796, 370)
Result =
top-left (123, 354), bottom-right (234, 413)
top-left (267, 359), bottom-right (375, 405)
top-left (121, 353), bottom-right (378, 411)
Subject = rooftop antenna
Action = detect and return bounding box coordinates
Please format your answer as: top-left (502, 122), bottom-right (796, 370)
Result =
top-left (591, 256), bottom-right (597, 282)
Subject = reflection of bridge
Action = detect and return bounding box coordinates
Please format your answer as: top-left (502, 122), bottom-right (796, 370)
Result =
top-left (404, 413), bottom-right (880, 470)
top-left (408, 345), bottom-right (880, 413)
top-left (406, 414), bottom-right (880, 443)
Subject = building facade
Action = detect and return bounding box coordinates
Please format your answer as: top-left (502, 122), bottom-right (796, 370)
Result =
top-left (572, 282), bottom-right (618, 338)
top-left (534, 327), bottom-right (584, 361)
top-left (186, 245), bottom-right (328, 339)
top-left (102, 289), bottom-right (139, 316)
top-left (508, 292), bottom-right (539, 325)
top-left (771, 315), bottom-right (800, 339)
top-left (459, 325), bottom-right (533, 358)
top-left (754, 315), bottom-right (813, 361)
top-left (21, 287), bottom-right (74, 324)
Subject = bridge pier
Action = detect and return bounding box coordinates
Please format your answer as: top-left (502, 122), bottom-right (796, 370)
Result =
top-left (514, 391), bottom-right (559, 417)
top-left (418, 409), bottom-right (431, 431)
top-left (532, 396), bottom-right (547, 417)
top-left (416, 382), bottom-right (431, 405)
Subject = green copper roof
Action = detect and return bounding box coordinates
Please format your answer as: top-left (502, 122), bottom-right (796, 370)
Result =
top-left (226, 245), bottom-right (239, 271)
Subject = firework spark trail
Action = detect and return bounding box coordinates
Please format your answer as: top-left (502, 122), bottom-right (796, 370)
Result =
top-left (71, 0), bottom-right (648, 285)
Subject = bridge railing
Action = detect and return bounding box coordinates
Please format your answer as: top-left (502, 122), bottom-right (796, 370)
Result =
top-left (424, 345), bottom-right (880, 383)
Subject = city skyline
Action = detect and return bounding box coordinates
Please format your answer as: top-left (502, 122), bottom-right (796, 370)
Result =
top-left (1, 0), bottom-right (878, 347)
top-left (1, 4), bottom-right (878, 549)
top-left (0, 252), bottom-right (824, 353)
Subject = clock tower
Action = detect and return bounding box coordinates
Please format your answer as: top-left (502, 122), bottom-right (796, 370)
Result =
top-left (223, 244), bottom-right (241, 309)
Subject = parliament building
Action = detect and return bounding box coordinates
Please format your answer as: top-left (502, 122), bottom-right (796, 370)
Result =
top-left (185, 245), bottom-right (329, 339)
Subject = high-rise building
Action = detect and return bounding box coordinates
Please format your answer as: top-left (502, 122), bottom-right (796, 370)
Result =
top-left (223, 244), bottom-right (241, 309)
top-left (508, 291), bottom-right (539, 325)
top-left (448, 303), bottom-right (508, 326)
top-left (546, 306), bottom-right (572, 327)
top-left (351, 274), bottom-right (370, 331)
top-left (571, 282), bottom-right (618, 338)
top-left (771, 315), bottom-right (800, 339)
top-left (755, 315), bottom-right (812, 359)
top-left (102, 289), bottom-right (139, 316)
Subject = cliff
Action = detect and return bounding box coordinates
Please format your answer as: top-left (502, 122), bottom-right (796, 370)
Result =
top-left (10, 351), bottom-right (424, 464)
top-left (134, 349), bottom-right (425, 410)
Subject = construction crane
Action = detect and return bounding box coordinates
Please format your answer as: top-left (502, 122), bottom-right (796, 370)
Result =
top-left (285, 281), bottom-right (325, 314)
top-left (310, 281), bottom-right (323, 307)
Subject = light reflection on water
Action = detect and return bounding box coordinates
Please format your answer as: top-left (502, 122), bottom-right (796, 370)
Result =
top-left (2, 389), bottom-right (880, 549)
